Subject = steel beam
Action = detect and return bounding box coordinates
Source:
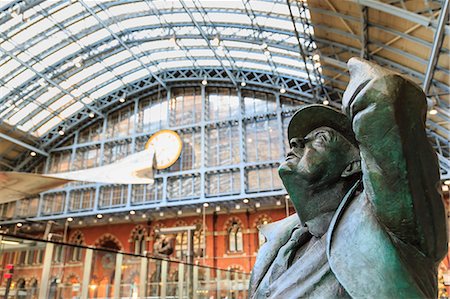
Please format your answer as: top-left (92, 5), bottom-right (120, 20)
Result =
top-left (78, 0), bottom-right (168, 90)
top-left (351, 0), bottom-right (450, 34)
top-left (423, 0), bottom-right (449, 94)
top-left (179, 0), bottom-right (238, 86)
top-left (0, 132), bottom-right (48, 157)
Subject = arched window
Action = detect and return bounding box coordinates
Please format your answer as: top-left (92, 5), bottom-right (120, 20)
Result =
top-left (69, 231), bottom-right (84, 262)
top-left (228, 222), bottom-right (243, 252)
top-left (175, 232), bottom-right (187, 259)
top-left (130, 226), bottom-right (147, 255)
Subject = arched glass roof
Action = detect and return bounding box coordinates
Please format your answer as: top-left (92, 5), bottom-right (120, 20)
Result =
top-left (0, 0), bottom-right (323, 137)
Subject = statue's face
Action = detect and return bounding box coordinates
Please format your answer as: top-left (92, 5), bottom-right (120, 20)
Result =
top-left (279, 126), bottom-right (357, 186)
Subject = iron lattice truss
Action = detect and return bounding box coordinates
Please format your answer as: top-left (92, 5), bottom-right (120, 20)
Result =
top-left (0, 0), bottom-right (448, 177)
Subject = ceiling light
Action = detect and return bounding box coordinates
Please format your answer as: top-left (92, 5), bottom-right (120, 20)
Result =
top-left (142, 214), bottom-right (147, 218)
top-left (264, 50), bottom-right (270, 57)
top-left (235, 204), bottom-right (241, 210)
top-left (129, 210), bottom-right (136, 215)
top-left (202, 78), bottom-right (208, 86)
top-left (203, 203), bottom-right (209, 208)
top-left (67, 217), bottom-right (74, 222)
top-left (285, 195), bottom-right (290, 199)
top-left (322, 100), bottom-right (329, 105)
top-left (215, 206), bottom-right (221, 212)
top-left (241, 81), bottom-right (246, 87)
top-left (429, 109), bottom-right (437, 115)
top-left (96, 214), bottom-right (103, 219)
top-left (78, 220), bottom-right (83, 225)
top-left (58, 130), bottom-right (65, 136)
top-left (119, 97), bottom-right (126, 103)
top-left (88, 112), bottom-right (95, 118)
top-left (444, 180), bottom-right (450, 185)
top-left (261, 43), bottom-right (268, 49)
top-left (74, 57), bottom-right (82, 68)
top-left (442, 185), bottom-right (449, 192)
top-left (159, 212), bottom-right (164, 217)
top-left (243, 198), bottom-right (249, 204)
top-left (276, 200), bottom-right (282, 206)
top-left (109, 217), bottom-right (113, 222)
top-left (196, 208), bottom-right (201, 213)
top-left (279, 88), bottom-right (286, 94)
top-left (30, 151), bottom-right (36, 157)
top-left (16, 223), bottom-right (22, 227)
top-left (177, 210), bottom-right (182, 215)
top-left (93, 219), bottom-right (98, 223)
top-left (212, 36), bottom-right (220, 46)
top-left (125, 215), bottom-right (130, 220)
top-left (255, 202), bottom-right (261, 208)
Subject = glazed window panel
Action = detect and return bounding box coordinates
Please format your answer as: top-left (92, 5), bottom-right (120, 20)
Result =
top-left (78, 122), bottom-right (102, 143)
top-left (0, 202), bottom-right (16, 220)
top-left (137, 93), bottom-right (168, 134)
top-left (206, 88), bottom-right (239, 121)
top-left (69, 188), bottom-right (95, 211)
top-left (16, 197), bottom-right (39, 218)
top-left (282, 114), bottom-right (292, 152)
top-left (243, 91), bottom-right (276, 116)
top-left (245, 118), bottom-right (281, 162)
top-left (48, 151), bottom-right (71, 173)
top-left (169, 88), bottom-right (201, 126)
top-left (246, 166), bottom-right (283, 193)
top-left (103, 140), bottom-right (131, 165)
top-left (106, 105), bottom-right (135, 139)
top-left (228, 223), bottom-right (243, 252)
top-left (131, 179), bottom-right (163, 204)
top-left (99, 185), bottom-right (127, 208)
top-left (167, 175), bottom-right (201, 200)
top-left (206, 171), bottom-right (241, 196)
top-left (206, 123), bottom-right (240, 167)
top-left (73, 146), bottom-right (100, 170)
top-left (42, 193), bottom-right (65, 215)
top-left (167, 129), bottom-right (201, 171)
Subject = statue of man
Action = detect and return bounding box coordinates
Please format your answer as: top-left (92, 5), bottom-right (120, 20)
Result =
top-left (249, 58), bottom-right (447, 298)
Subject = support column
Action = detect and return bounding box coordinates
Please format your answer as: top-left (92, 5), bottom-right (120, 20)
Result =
top-left (80, 248), bottom-right (93, 299)
top-left (178, 262), bottom-right (185, 299)
top-left (193, 265), bottom-right (199, 299)
top-left (216, 269), bottom-right (221, 299)
top-left (113, 253), bottom-right (123, 299)
top-left (139, 257), bottom-right (148, 298)
top-left (38, 242), bottom-right (54, 299)
top-left (160, 260), bottom-right (168, 299)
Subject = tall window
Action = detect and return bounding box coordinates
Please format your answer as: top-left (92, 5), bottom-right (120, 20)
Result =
top-left (79, 122), bottom-right (102, 143)
top-left (69, 189), bottom-right (95, 211)
top-left (99, 185), bottom-right (127, 208)
top-left (167, 129), bottom-right (201, 171)
top-left (243, 91), bottom-right (276, 116)
top-left (131, 179), bottom-right (163, 204)
top-left (69, 231), bottom-right (84, 262)
top-left (170, 88), bottom-right (201, 126)
top-left (206, 88), bottom-right (239, 121)
top-left (175, 231), bottom-right (188, 260)
top-left (130, 226), bottom-right (147, 255)
top-left (206, 170), bottom-right (240, 196)
top-left (206, 123), bottom-right (240, 167)
top-left (228, 222), bottom-right (243, 253)
top-left (16, 197), bottom-right (39, 218)
top-left (245, 117), bottom-right (281, 162)
top-left (42, 193), bottom-right (65, 215)
top-left (167, 175), bottom-right (201, 200)
top-left (48, 151), bottom-right (71, 173)
top-left (246, 166), bottom-right (283, 193)
top-left (106, 105), bottom-right (135, 138)
top-left (73, 146), bottom-right (100, 170)
top-left (104, 140), bottom-right (131, 165)
top-left (137, 93), bottom-right (168, 133)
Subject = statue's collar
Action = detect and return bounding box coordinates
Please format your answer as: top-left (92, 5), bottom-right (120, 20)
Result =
top-left (304, 212), bottom-right (335, 237)
top-left (259, 211), bottom-right (335, 242)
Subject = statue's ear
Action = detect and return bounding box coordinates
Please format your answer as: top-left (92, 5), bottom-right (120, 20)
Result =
top-left (341, 160), bottom-right (361, 177)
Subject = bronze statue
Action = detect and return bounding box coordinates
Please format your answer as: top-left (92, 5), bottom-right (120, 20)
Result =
top-left (249, 58), bottom-right (447, 298)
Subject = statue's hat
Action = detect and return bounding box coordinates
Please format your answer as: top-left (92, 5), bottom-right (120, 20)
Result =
top-left (288, 58), bottom-right (395, 146)
top-left (287, 104), bottom-right (358, 146)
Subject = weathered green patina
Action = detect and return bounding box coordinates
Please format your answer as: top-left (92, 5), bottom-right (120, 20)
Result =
top-left (249, 58), bottom-right (447, 298)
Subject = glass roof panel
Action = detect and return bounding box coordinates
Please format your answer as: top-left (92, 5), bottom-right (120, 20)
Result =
top-left (0, 0), bottom-right (318, 137)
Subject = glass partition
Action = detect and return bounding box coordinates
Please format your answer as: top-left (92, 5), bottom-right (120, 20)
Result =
top-left (0, 233), bottom-right (250, 299)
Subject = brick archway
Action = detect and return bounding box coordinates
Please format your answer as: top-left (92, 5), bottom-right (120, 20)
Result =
top-left (94, 233), bottom-right (123, 250)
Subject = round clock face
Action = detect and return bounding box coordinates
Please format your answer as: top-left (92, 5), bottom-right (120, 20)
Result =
top-left (145, 130), bottom-right (183, 170)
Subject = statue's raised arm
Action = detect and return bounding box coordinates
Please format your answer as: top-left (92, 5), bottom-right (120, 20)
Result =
top-left (342, 58), bottom-right (446, 260)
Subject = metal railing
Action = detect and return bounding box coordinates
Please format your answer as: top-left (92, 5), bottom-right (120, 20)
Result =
top-left (0, 233), bottom-right (250, 299)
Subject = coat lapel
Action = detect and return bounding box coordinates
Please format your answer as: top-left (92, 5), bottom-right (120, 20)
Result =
top-left (249, 214), bottom-right (300, 296)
